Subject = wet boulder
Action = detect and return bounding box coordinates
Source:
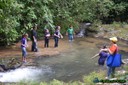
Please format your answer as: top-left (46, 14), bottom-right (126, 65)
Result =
top-left (0, 58), bottom-right (22, 72)
top-left (76, 23), bottom-right (91, 37)
top-left (0, 65), bottom-right (5, 72)
top-left (6, 58), bottom-right (22, 70)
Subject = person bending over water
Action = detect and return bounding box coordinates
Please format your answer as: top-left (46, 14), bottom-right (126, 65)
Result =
top-left (91, 45), bottom-right (109, 66)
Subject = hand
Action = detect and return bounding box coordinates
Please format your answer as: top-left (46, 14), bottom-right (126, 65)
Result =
top-left (26, 44), bottom-right (28, 47)
top-left (99, 49), bottom-right (103, 53)
top-left (34, 39), bottom-right (37, 42)
top-left (66, 33), bottom-right (68, 36)
top-left (60, 35), bottom-right (63, 39)
top-left (58, 36), bottom-right (60, 38)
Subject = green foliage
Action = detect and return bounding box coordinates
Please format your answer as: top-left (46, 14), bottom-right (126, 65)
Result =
top-left (1, 0), bottom-right (128, 45)
top-left (40, 82), bottom-right (48, 85)
top-left (83, 70), bottom-right (105, 85)
top-left (49, 79), bottom-right (66, 85)
top-left (0, 0), bottom-right (21, 45)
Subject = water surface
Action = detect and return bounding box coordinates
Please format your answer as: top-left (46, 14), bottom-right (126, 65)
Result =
top-left (0, 37), bottom-right (128, 82)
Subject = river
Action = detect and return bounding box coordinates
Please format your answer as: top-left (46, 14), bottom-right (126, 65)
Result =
top-left (0, 37), bottom-right (128, 83)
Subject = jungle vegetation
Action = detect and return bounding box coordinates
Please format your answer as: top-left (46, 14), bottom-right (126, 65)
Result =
top-left (0, 0), bottom-right (128, 45)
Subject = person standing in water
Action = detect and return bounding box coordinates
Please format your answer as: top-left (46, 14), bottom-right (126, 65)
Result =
top-left (44, 29), bottom-right (50, 48)
top-left (91, 45), bottom-right (109, 66)
top-left (100, 37), bottom-right (119, 79)
top-left (31, 24), bottom-right (38, 52)
top-left (21, 33), bottom-right (28, 63)
top-left (54, 26), bottom-right (63, 47)
top-left (66, 25), bottom-right (74, 42)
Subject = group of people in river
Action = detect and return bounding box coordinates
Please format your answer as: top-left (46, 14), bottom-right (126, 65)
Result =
top-left (21, 24), bottom-right (123, 79)
top-left (91, 37), bottom-right (124, 79)
top-left (21, 24), bottom-right (75, 63)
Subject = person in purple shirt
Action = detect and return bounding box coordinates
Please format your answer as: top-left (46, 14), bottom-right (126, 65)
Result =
top-left (54, 26), bottom-right (63, 47)
top-left (91, 45), bottom-right (109, 66)
top-left (21, 33), bottom-right (28, 63)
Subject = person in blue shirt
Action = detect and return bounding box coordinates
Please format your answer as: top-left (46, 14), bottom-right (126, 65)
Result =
top-left (31, 24), bottom-right (38, 52)
top-left (21, 33), bottom-right (28, 62)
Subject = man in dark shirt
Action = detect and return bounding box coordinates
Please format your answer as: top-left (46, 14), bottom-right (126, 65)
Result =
top-left (31, 25), bottom-right (38, 52)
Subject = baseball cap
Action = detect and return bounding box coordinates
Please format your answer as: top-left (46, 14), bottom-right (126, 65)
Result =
top-left (109, 37), bottom-right (118, 42)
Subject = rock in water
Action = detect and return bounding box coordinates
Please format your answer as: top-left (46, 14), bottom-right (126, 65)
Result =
top-left (0, 58), bottom-right (22, 72)
top-left (0, 64), bottom-right (7, 72)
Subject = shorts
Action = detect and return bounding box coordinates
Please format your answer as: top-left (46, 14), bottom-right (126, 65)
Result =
top-left (21, 47), bottom-right (27, 57)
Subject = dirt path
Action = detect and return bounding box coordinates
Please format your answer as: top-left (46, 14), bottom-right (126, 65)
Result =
top-left (0, 39), bottom-right (70, 58)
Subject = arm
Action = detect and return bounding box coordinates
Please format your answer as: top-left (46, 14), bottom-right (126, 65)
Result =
top-left (33, 36), bottom-right (36, 42)
top-left (59, 32), bottom-right (63, 38)
top-left (66, 29), bottom-right (68, 35)
top-left (100, 48), bottom-right (113, 55)
top-left (100, 48), bottom-right (108, 52)
top-left (66, 32), bottom-right (68, 36)
top-left (46, 33), bottom-right (50, 37)
top-left (22, 44), bottom-right (28, 47)
top-left (100, 44), bottom-right (117, 55)
top-left (73, 28), bottom-right (75, 35)
top-left (54, 33), bottom-right (60, 38)
top-left (21, 44), bottom-right (26, 47)
top-left (21, 39), bottom-right (28, 47)
top-left (32, 30), bottom-right (37, 42)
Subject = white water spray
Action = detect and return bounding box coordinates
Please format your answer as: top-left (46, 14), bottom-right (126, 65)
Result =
top-left (0, 66), bottom-right (52, 82)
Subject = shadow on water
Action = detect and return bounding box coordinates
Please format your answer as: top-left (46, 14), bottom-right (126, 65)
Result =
top-left (0, 37), bottom-right (128, 83)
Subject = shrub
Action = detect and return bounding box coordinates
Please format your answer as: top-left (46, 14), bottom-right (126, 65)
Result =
top-left (83, 70), bottom-right (105, 85)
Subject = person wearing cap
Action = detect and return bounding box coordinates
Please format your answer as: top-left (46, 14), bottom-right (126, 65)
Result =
top-left (21, 33), bottom-right (28, 63)
top-left (100, 37), bottom-right (118, 78)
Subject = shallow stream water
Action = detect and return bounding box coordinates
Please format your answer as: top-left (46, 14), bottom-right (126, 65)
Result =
top-left (0, 37), bottom-right (128, 83)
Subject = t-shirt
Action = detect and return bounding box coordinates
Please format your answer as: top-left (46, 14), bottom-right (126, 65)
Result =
top-left (109, 44), bottom-right (118, 54)
top-left (54, 30), bottom-right (60, 38)
top-left (67, 28), bottom-right (74, 35)
top-left (31, 30), bottom-right (37, 40)
top-left (45, 32), bottom-right (50, 39)
top-left (21, 38), bottom-right (27, 47)
top-left (98, 51), bottom-right (108, 65)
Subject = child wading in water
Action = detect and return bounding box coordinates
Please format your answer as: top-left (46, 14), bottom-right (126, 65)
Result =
top-left (54, 26), bottom-right (63, 47)
top-left (91, 45), bottom-right (109, 66)
top-left (66, 25), bottom-right (74, 42)
top-left (44, 29), bottom-right (50, 48)
top-left (21, 33), bottom-right (28, 63)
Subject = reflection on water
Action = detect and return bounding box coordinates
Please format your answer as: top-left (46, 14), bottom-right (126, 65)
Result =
top-left (0, 37), bottom-right (128, 83)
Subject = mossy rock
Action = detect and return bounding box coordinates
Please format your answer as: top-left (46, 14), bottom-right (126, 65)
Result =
top-left (0, 58), bottom-right (22, 71)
